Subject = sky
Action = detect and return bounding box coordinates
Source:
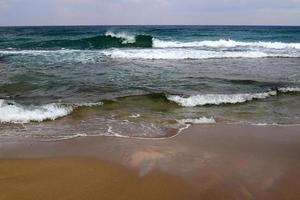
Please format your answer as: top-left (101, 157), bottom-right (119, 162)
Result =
top-left (0, 0), bottom-right (300, 26)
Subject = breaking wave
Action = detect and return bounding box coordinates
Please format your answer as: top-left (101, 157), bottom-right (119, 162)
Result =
top-left (1, 86), bottom-right (298, 124)
top-left (3, 33), bottom-right (153, 49)
top-left (102, 48), bottom-right (295, 60)
top-left (0, 99), bottom-right (73, 123)
top-left (105, 31), bottom-right (136, 44)
top-left (0, 49), bottom-right (104, 64)
top-left (2, 48), bottom-right (298, 63)
top-left (2, 34), bottom-right (300, 61)
top-left (167, 91), bottom-right (277, 107)
top-left (0, 99), bottom-right (103, 124)
top-left (153, 39), bottom-right (300, 49)
top-left (3, 31), bottom-right (300, 51)
top-left (167, 87), bottom-right (300, 107)
top-left (278, 87), bottom-right (300, 93)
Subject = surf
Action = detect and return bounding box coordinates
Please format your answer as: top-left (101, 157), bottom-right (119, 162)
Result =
top-left (0, 32), bottom-right (153, 50)
top-left (102, 48), bottom-right (297, 60)
top-left (167, 87), bottom-right (300, 107)
top-left (152, 38), bottom-right (300, 49)
top-left (0, 100), bottom-right (103, 124)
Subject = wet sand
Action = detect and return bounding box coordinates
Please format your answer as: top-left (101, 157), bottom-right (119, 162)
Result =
top-left (1, 124), bottom-right (300, 200)
top-left (0, 158), bottom-right (184, 200)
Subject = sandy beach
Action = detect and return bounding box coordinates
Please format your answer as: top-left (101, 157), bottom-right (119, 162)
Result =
top-left (1, 124), bottom-right (300, 200)
top-left (0, 158), bottom-right (184, 200)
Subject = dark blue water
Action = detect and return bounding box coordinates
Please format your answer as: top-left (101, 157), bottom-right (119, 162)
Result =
top-left (0, 26), bottom-right (300, 140)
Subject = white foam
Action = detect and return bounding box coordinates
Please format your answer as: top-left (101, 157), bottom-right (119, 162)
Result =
top-left (0, 49), bottom-right (104, 64)
top-left (0, 99), bottom-right (73, 124)
top-left (278, 87), bottom-right (300, 93)
top-left (129, 113), bottom-right (141, 118)
top-left (153, 39), bottom-right (300, 49)
top-left (0, 49), bottom-right (81, 55)
top-left (168, 91), bottom-right (277, 107)
top-left (177, 117), bottom-right (216, 124)
top-left (73, 102), bottom-right (104, 107)
top-left (1, 48), bottom-right (297, 62)
top-left (245, 122), bottom-right (300, 127)
top-left (102, 48), bottom-right (276, 60)
top-left (105, 31), bottom-right (136, 44)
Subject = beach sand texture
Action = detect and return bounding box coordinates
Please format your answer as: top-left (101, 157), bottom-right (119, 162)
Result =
top-left (1, 125), bottom-right (300, 200)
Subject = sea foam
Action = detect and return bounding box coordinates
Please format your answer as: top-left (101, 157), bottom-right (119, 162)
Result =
top-left (105, 31), bottom-right (136, 44)
top-left (152, 39), bottom-right (300, 49)
top-left (177, 117), bottom-right (216, 124)
top-left (167, 91), bottom-right (277, 107)
top-left (0, 99), bottom-right (73, 123)
top-left (0, 49), bottom-right (104, 64)
top-left (2, 44), bottom-right (298, 62)
top-left (3, 49), bottom-right (274, 60)
top-left (102, 48), bottom-right (276, 60)
top-left (73, 102), bottom-right (104, 107)
top-left (278, 87), bottom-right (300, 93)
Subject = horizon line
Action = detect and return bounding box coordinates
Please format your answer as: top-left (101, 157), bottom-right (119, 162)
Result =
top-left (0, 24), bottom-right (300, 28)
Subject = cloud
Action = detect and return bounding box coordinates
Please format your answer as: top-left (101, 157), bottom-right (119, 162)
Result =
top-left (0, 0), bottom-right (299, 25)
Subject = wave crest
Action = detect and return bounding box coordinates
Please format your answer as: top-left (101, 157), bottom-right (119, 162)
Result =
top-left (0, 100), bottom-right (104, 124)
top-left (278, 87), bottom-right (300, 93)
top-left (167, 91), bottom-right (277, 107)
top-left (3, 33), bottom-right (153, 50)
top-left (0, 99), bottom-right (73, 123)
top-left (153, 39), bottom-right (300, 49)
top-left (105, 31), bottom-right (136, 44)
top-left (102, 48), bottom-right (288, 60)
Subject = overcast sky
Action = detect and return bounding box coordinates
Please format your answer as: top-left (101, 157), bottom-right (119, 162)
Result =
top-left (1, 0), bottom-right (300, 26)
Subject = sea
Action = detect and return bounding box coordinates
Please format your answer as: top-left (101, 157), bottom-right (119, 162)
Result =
top-left (0, 26), bottom-right (300, 141)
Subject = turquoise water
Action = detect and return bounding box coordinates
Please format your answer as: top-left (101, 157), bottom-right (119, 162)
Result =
top-left (0, 26), bottom-right (300, 140)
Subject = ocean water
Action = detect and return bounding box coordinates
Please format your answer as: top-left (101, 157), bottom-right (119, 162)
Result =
top-left (0, 26), bottom-right (300, 140)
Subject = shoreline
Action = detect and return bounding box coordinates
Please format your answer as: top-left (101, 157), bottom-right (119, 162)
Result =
top-left (1, 124), bottom-right (300, 199)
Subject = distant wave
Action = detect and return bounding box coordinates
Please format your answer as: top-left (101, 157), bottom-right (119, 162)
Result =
top-left (2, 32), bottom-right (153, 49)
top-left (3, 31), bottom-right (300, 51)
top-left (1, 49), bottom-right (274, 60)
top-left (0, 49), bottom-right (81, 55)
top-left (0, 99), bottom-right (103, 124)
top-left (2, 34), bottom-right (300, 61)
top-left (0, 49), bottom-right (104, 64)
top-left (105, 31), bottom-right (136, 44)
top-left (2, 48), bottom-right (298, 62)
top-left (102, 48), bottom-right (296, 60)
top-left (153, 39), bottom-right (300, 49)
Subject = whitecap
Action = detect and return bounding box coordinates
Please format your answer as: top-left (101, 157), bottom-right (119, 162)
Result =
top-left (167, 91), bottom-right (277, 107)
top-left (278, 87), bottom-right (300, 93)
top-left (102, 48), bottom-right (275, 60)
top-left (0, 99), bottom-right (73, 124)
top-left (152, 39), bottom-right (300, 49)
top-left (0, 49), bottom-right (104, 64)
top-left (105, 31), bottom-right (136, 44)
top-left (0, 100), bottom-right (104, 124)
